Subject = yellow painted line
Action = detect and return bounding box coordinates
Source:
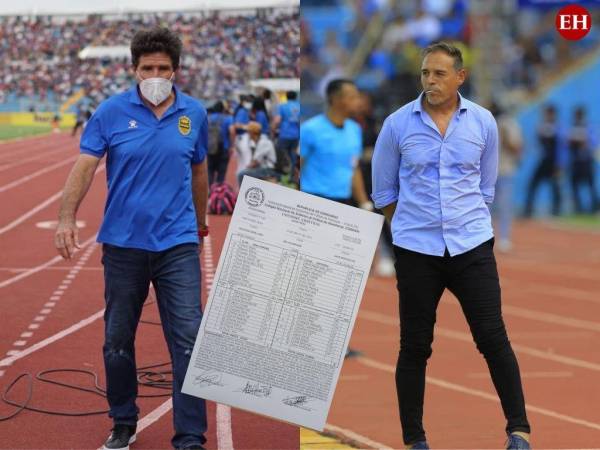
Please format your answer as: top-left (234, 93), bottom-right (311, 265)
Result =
top-left (300, 427), bottom-right (358, 449)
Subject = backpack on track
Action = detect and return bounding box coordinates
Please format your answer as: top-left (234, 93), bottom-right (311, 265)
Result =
top-left (208, 182), bottom-right (237, 215)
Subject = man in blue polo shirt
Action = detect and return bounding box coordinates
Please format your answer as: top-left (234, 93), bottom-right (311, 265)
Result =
top-left (54, 28), bottom-right (209, 450)
top-left (273, 91), bottom-right (300, 175)
top-left (300, 79), bottom-right (372, 208)
top-left (371, 42), bottom-right (530, 450)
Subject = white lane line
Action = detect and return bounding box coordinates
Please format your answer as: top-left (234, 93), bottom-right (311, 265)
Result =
top-left (0, 164), bottom-right (104, 236)
top-left (0, 154), bottom-right (78, 193)
top-left (468, 371), bottom-right (573, 379)
top-left (0, 146), bottom-right (71, 173)
top-left (20, 332), bottom-right (33, 338)
top-left (28, 324), bottom-right (39, 330)
top-left (502, 277), bottom-right (600, 306)
top-left (502, 303), bottom-right (600, 333)
top-left (0, 267), bottom-right (104, 273)
top-left (0, 190), bottom-right (63, 235)
top-left (360, 310), bottom-right (600, 372)
top-left (0, 309), bottom-right (105, 368)
top-left (136, 398), bottom-right (173, 434)
top-left (202, 225), bottom-right (234, 450)
top-left (357, 356), bottom-right (600, 431)
top-left (216, 402), bottom-right (234, 450)
top-left (1, 243), bottom-right (98, 368)
top-left (0, 133), bottom-right (53, 149)
top-left (0, 234), bottom-right (97, 289)
top-left (501, 258), bottom-right (600, 283)
top-left (324, 423), bottom-right (393, 450)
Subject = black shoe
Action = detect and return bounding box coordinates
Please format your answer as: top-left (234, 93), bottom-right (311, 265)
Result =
top-left (344, 348), bottom-right (362, 359)
top-left (103, 424), bottom-right (137, 450)
top-left (177, 446), bottom-right (206, 450)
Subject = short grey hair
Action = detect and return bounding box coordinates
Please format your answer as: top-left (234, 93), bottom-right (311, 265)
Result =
top-left (422, 42), bottom-right (463, 71)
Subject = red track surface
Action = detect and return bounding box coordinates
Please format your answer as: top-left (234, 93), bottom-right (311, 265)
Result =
top-left (0, 133), bottom-right (298, 449)
top-left (329, 222), bottom-right (600, 448)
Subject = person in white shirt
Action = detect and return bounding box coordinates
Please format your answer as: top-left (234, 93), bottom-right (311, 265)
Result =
top-left (236, 121), bottom-right (279, 185)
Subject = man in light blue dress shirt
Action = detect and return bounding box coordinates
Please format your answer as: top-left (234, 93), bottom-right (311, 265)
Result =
top-left (371, 42), bottom-right (531, 450)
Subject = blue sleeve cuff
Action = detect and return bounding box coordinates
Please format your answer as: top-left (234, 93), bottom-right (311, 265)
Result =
top-left (482, 189), bottom-right (495, 204)
top-left (80, 147), bottom-right (104, 158)
top-left (192, 154), bottom-right (206, 164)
top-left (371, 190), bottom-right (399, 210)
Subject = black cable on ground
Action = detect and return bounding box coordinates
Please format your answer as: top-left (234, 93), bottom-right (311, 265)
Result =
top-left (1, 297), bottom-right (174, 421)
top-left (0, 373), bottom-right (33, 421)
top-left (0, 362), bottom-right (173, 421)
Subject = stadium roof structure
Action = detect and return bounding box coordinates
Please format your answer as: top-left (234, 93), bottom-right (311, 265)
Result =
top-left (250, 78), bottom-right (299, 93)
top-left (0, 0), bottom-right (298, 16)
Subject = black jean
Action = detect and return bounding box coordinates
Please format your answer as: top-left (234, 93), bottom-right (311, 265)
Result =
top-left (207, 152), bottom-right (230, 185)
top-left (393, 239), bottom-right (530, 444)
top-left (571, 161), bottom-right (599, 213)
top-left (524, 158), bottom-right (561, 216)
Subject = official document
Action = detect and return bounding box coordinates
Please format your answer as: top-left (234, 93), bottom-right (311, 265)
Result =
top-left (182, 177), bottom-right (384, 430)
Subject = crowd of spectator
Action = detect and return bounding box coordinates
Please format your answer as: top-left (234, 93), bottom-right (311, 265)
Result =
top-left (0, 9), bottom-right (299, 109)
top-left (301, 0), bottom-right (600, 119)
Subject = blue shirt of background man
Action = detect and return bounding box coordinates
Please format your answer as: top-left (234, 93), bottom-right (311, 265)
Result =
top-left (278, 100), bottom-right (300, 140)
top-left (208, 111), bottom-right (232, 154)
top-left (80, 85), bottom-right (207, 251)
top-left (233, 106), bottom-right (249, 135)
top-left (222, 115), bottom-right (233, 151)
top-left (255, 110), bottom-right (270, 135)
top-left (371, 92), bottom-right (498, 257)
top-left (300, 114), bottom-right (362, 199)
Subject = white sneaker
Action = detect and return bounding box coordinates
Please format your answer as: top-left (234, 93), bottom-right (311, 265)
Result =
top-left (497, 239), bottom-right (512, 253)
top-left (376, 257), bottom-right (395, 277)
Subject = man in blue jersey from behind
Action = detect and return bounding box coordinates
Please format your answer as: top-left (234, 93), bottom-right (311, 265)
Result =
top-left (371, 42), bottom-right (530, 450)
top-left (54, 28), bottom-right (209, 450)
top-left (207, 100), bottom-right (232, 185)
top-left (300, 79), bottom-right (372, 209)
top-left (273, 90), bottom-right (300, 177)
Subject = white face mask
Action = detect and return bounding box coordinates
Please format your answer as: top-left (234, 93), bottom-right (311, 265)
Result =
top-left (138, 72), bottom-right (174, 106)
top-left (243, 102), bottom-right (252, 110)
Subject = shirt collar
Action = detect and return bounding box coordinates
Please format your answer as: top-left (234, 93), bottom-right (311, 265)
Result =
top-left (413, 91), bottom-right (469, 114)
top-left (128, 84), bottom-right (187, 110)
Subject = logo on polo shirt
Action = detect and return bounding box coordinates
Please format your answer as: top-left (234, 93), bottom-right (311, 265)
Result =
top-left (128, 120), bottom-right (137, 129)
top-left (178, 116), bottom-right (191, 135)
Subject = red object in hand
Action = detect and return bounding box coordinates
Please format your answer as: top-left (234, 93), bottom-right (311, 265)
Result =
top-left (198, 226), bottom-right (209, 238)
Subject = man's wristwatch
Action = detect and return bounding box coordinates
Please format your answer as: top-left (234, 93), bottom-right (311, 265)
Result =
top-left (198, 225), bottom-right (209, 238)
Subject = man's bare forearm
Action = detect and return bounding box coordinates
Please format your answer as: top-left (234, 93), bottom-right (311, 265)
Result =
top-left (58, 155), bottom-right (100, 221)
top-left (192, 161), bottom-right (208, 228)
top-left (381, 202), bottom-right (397, 224)
top-left (352, 166), bottom-right (370, 205)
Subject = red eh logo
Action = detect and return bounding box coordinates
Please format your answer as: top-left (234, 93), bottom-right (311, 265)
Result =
top-left (555, 4), bottom-right (592, 40)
